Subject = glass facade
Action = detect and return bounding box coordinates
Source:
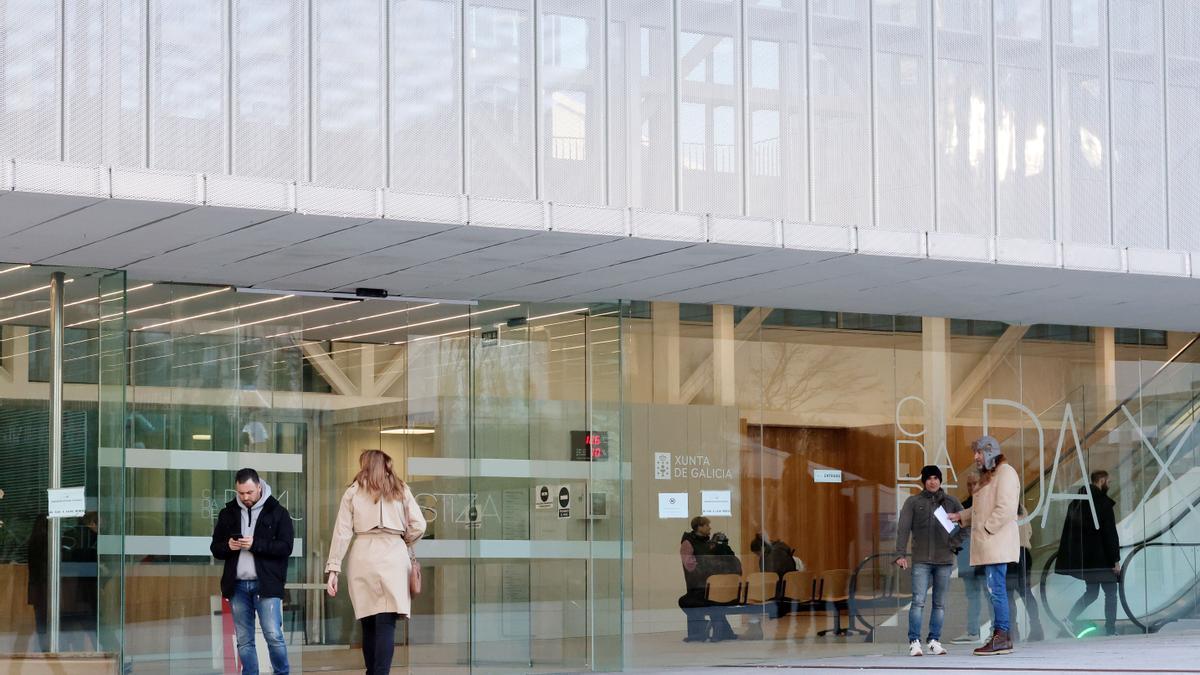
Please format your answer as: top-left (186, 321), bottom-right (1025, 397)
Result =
top-left (2, 264), bottom-right (1200, 671)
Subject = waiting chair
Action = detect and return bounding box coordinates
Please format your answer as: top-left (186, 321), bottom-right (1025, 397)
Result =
top-left (816, 568), bottom-right (865, 637)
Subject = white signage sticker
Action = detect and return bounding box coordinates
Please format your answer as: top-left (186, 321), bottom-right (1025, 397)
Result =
top-left (654, 452), bottom-right (671, 480)
top-left (701, 490), bottom-right (731, 516)
top-left (534, 484), bottom-right (553, 509)
top-left (48, 486), bottom-right (86, 519)
top-left (814, 469), bottom-right (843, 483)
top-left (658, 492), bottom-right (689, 519)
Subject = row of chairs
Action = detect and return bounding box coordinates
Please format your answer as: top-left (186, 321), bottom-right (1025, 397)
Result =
top-left (703, 569), bottom-right (865, 636)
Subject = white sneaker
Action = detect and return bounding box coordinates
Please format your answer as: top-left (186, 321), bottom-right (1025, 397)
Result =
top-left (951, 632), bottom-right (979, 644)
top-left (909, 639), bottom-right (924, 656)
top-left (927, 639), bottom-right (947, 655)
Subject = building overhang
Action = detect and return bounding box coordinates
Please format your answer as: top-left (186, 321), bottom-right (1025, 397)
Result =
top-left (2, 160), bottom-right (1197, 330)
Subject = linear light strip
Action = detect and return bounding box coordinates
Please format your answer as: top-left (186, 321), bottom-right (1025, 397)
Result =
top-left (0, 282), bottom-right (153, 324)
top-left (263, 302), bottom-right (439, 340)
top-left (0, 264), bottom-right (32, 275)
top-left (332, 303), bottom-right (520, 342)
top-left (235, 286), bottom-right (478, 306)
top-left (135, 294), bottom-right (291, 331)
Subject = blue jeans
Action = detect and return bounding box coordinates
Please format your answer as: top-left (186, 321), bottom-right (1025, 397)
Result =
top-left (983, 563), bottom-right (1010, 633)
top-left (908, 562), bottom-right (953, 642)
top-left (957, 544), bottom-right (983, 635)
top-left (230, 580), bottom-right (289, 675)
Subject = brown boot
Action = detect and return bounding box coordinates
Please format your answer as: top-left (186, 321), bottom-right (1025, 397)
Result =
top-left (973, 629), bottom-right (1013, 656)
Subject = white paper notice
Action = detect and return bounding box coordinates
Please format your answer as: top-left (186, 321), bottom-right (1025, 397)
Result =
top-left (658, 492), bottom-right (689, 519)
top-left (47, 486), bottom-right (86, 519)
top-left (701, 490), bottom-right (731, 516)
top-left (933, 506), bottom-right (956, 534)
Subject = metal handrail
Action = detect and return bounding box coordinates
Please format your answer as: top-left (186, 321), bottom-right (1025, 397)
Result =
top-left (848, 552), bottom-right (904, 635)
top-left (1118, 541), bottom-right (1200, 633)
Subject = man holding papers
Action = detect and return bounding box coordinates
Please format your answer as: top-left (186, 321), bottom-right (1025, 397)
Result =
top-left (895, 464), bottom-right (964, 657)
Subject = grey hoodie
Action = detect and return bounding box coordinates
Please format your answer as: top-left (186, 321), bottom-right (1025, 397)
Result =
top-left (236, 479), bottom-right (272, 581)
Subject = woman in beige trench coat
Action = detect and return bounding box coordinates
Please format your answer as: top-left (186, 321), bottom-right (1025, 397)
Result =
top-left (325, 450), bottom-right (426, 675)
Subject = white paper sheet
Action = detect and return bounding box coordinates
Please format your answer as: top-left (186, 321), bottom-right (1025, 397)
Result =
top-left (933, 505), bottom-right (956, 534)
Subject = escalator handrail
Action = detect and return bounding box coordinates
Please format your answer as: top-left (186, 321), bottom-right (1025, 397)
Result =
top-left (1118, 541), bottom-right (1200, 633)
top-left (1038, 551), bottom-right (1073, 638)
top-left (848, 552), bottom-right (904, 633)
top-left (1080, 333), bottom-right (1200, 445)
top-left (1022, 334), bottom-right (1200, 503)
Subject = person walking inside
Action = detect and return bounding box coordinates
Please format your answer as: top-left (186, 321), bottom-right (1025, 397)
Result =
top-left (947, 436), bottom-right (1020, 656)
top-left (210, 468), bottom-right (294, 675)
top-left (895, 465), bottom-right (963, 656)
top-left (325, 450), bottom-right (427, 675)
top-left (1055, 470), bottom-right (1121, 636)
top-left (950, 471), bottom-right (984, 645)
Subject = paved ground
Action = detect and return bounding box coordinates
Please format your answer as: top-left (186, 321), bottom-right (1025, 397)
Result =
top-left (637, 628), bottom-right (1200, 674)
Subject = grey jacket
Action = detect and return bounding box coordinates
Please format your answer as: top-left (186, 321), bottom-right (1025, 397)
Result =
top-left (896, 488), bottom-right (964, 565)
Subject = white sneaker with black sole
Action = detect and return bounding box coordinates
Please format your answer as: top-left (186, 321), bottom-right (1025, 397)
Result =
top-left (927, 639), bottom-right (947, 655)
top-left (909, 640), bottom-right (924, 656)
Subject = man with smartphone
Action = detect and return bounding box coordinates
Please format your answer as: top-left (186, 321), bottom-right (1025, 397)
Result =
top-left (210, 468), bottom-right (294, 674)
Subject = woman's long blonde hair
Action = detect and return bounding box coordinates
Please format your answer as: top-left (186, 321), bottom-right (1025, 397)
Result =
top-left (351, 449), bottom-right (405, 502)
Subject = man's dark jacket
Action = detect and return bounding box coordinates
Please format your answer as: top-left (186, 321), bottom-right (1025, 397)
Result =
top-left (209, 495), bottom-right (294, 599)
top-left (896, 488), bottom-right (964, 565)
top-left (1055, 486), bottom-right (1120, 583)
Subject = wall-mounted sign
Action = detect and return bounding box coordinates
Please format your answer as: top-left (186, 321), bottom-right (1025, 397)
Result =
top-left (48, 486), bottom-right (86, 519)
top-left (814, 469), bottom-right (843, 484)
top-left (557, 485), bottom-right (571, 519)
top-left (658, 492), bottom-right (689, 519)
top-left (701, 490), bottom-right (731, 516)
top-left (570, 431), bottom-right (609, 461)
top-left (481, 329), bottom-right (499, 346)
top-left (654, 452), bottom-right (671, 480)
top-left (534, 484), bottom-right (553, 509)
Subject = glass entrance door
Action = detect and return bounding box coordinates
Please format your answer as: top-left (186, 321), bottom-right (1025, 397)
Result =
top-left (0, 264), bottom-right (126, 667)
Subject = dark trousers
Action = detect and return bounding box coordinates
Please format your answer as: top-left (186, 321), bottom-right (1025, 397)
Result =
top-left (360, 612), bottom-right (399, 674)
top-left (1067, 581), bottom-right (1118, 635)
top-left (1005, 547), bottom-right (1043, 640)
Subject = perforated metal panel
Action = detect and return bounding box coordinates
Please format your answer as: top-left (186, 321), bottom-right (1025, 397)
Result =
top-left (1053, 0), bottom-right (1111, 244)
top-left (810, 0), bottom-right (872, 226)
top-left (874, 0), bottom-right (932, 231)
top-left (234, 0), bottom-right (303, 181)
top-left (745, 0), bottom-right (807, 220)
top-left (1, 0), bottom-right (59, 161)
top-left (679, 0), bottom-right (741, 215)
top-left (1110, 0), bottom-right (1165, 248)
top-left (1166, 0), bottom-right (1200, 251)
top-left (935, 0), bottom-right (993, 235)
top-left (151, 0), bottom-right (224, 173)
top-left (995, 0), bottom-right (1053, 240)
top-left (65, 0), bottom-right (104, 164)
top-left (313, 0), bottom-right (383, 187)
top-left (101, 0), bottom-right (146, 169)
top-left (540, 0), bottom-right (604, 204)
top-left (391, 0), bottom-right (462, 194)
top-left (467, 0), bottom-right (536, 198)
top-left (607, 0), bottom-right (674, 210)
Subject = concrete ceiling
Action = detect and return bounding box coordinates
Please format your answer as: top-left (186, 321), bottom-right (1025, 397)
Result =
top-left (2, 188), bottom-right (1199, 331)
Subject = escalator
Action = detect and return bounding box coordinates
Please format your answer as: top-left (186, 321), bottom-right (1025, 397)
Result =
top-left (1034, 334), bottom-right (1200, 634)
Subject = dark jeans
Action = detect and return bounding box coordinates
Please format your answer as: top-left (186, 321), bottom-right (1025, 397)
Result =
top-left (678, 591), bottom-right (734, 641)
top-left (361, 612), bottom-right (399, 674)
top-left (1006, 547), bottom-right (1043, 640)
top-left (1067, 581), bottom-right (1118, 635)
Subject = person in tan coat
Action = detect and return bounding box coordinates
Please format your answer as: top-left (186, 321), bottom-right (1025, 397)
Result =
top-left (325, 450), bottom-right (426, 675)
top-left (948, 436), bottom-right (1020, 656)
